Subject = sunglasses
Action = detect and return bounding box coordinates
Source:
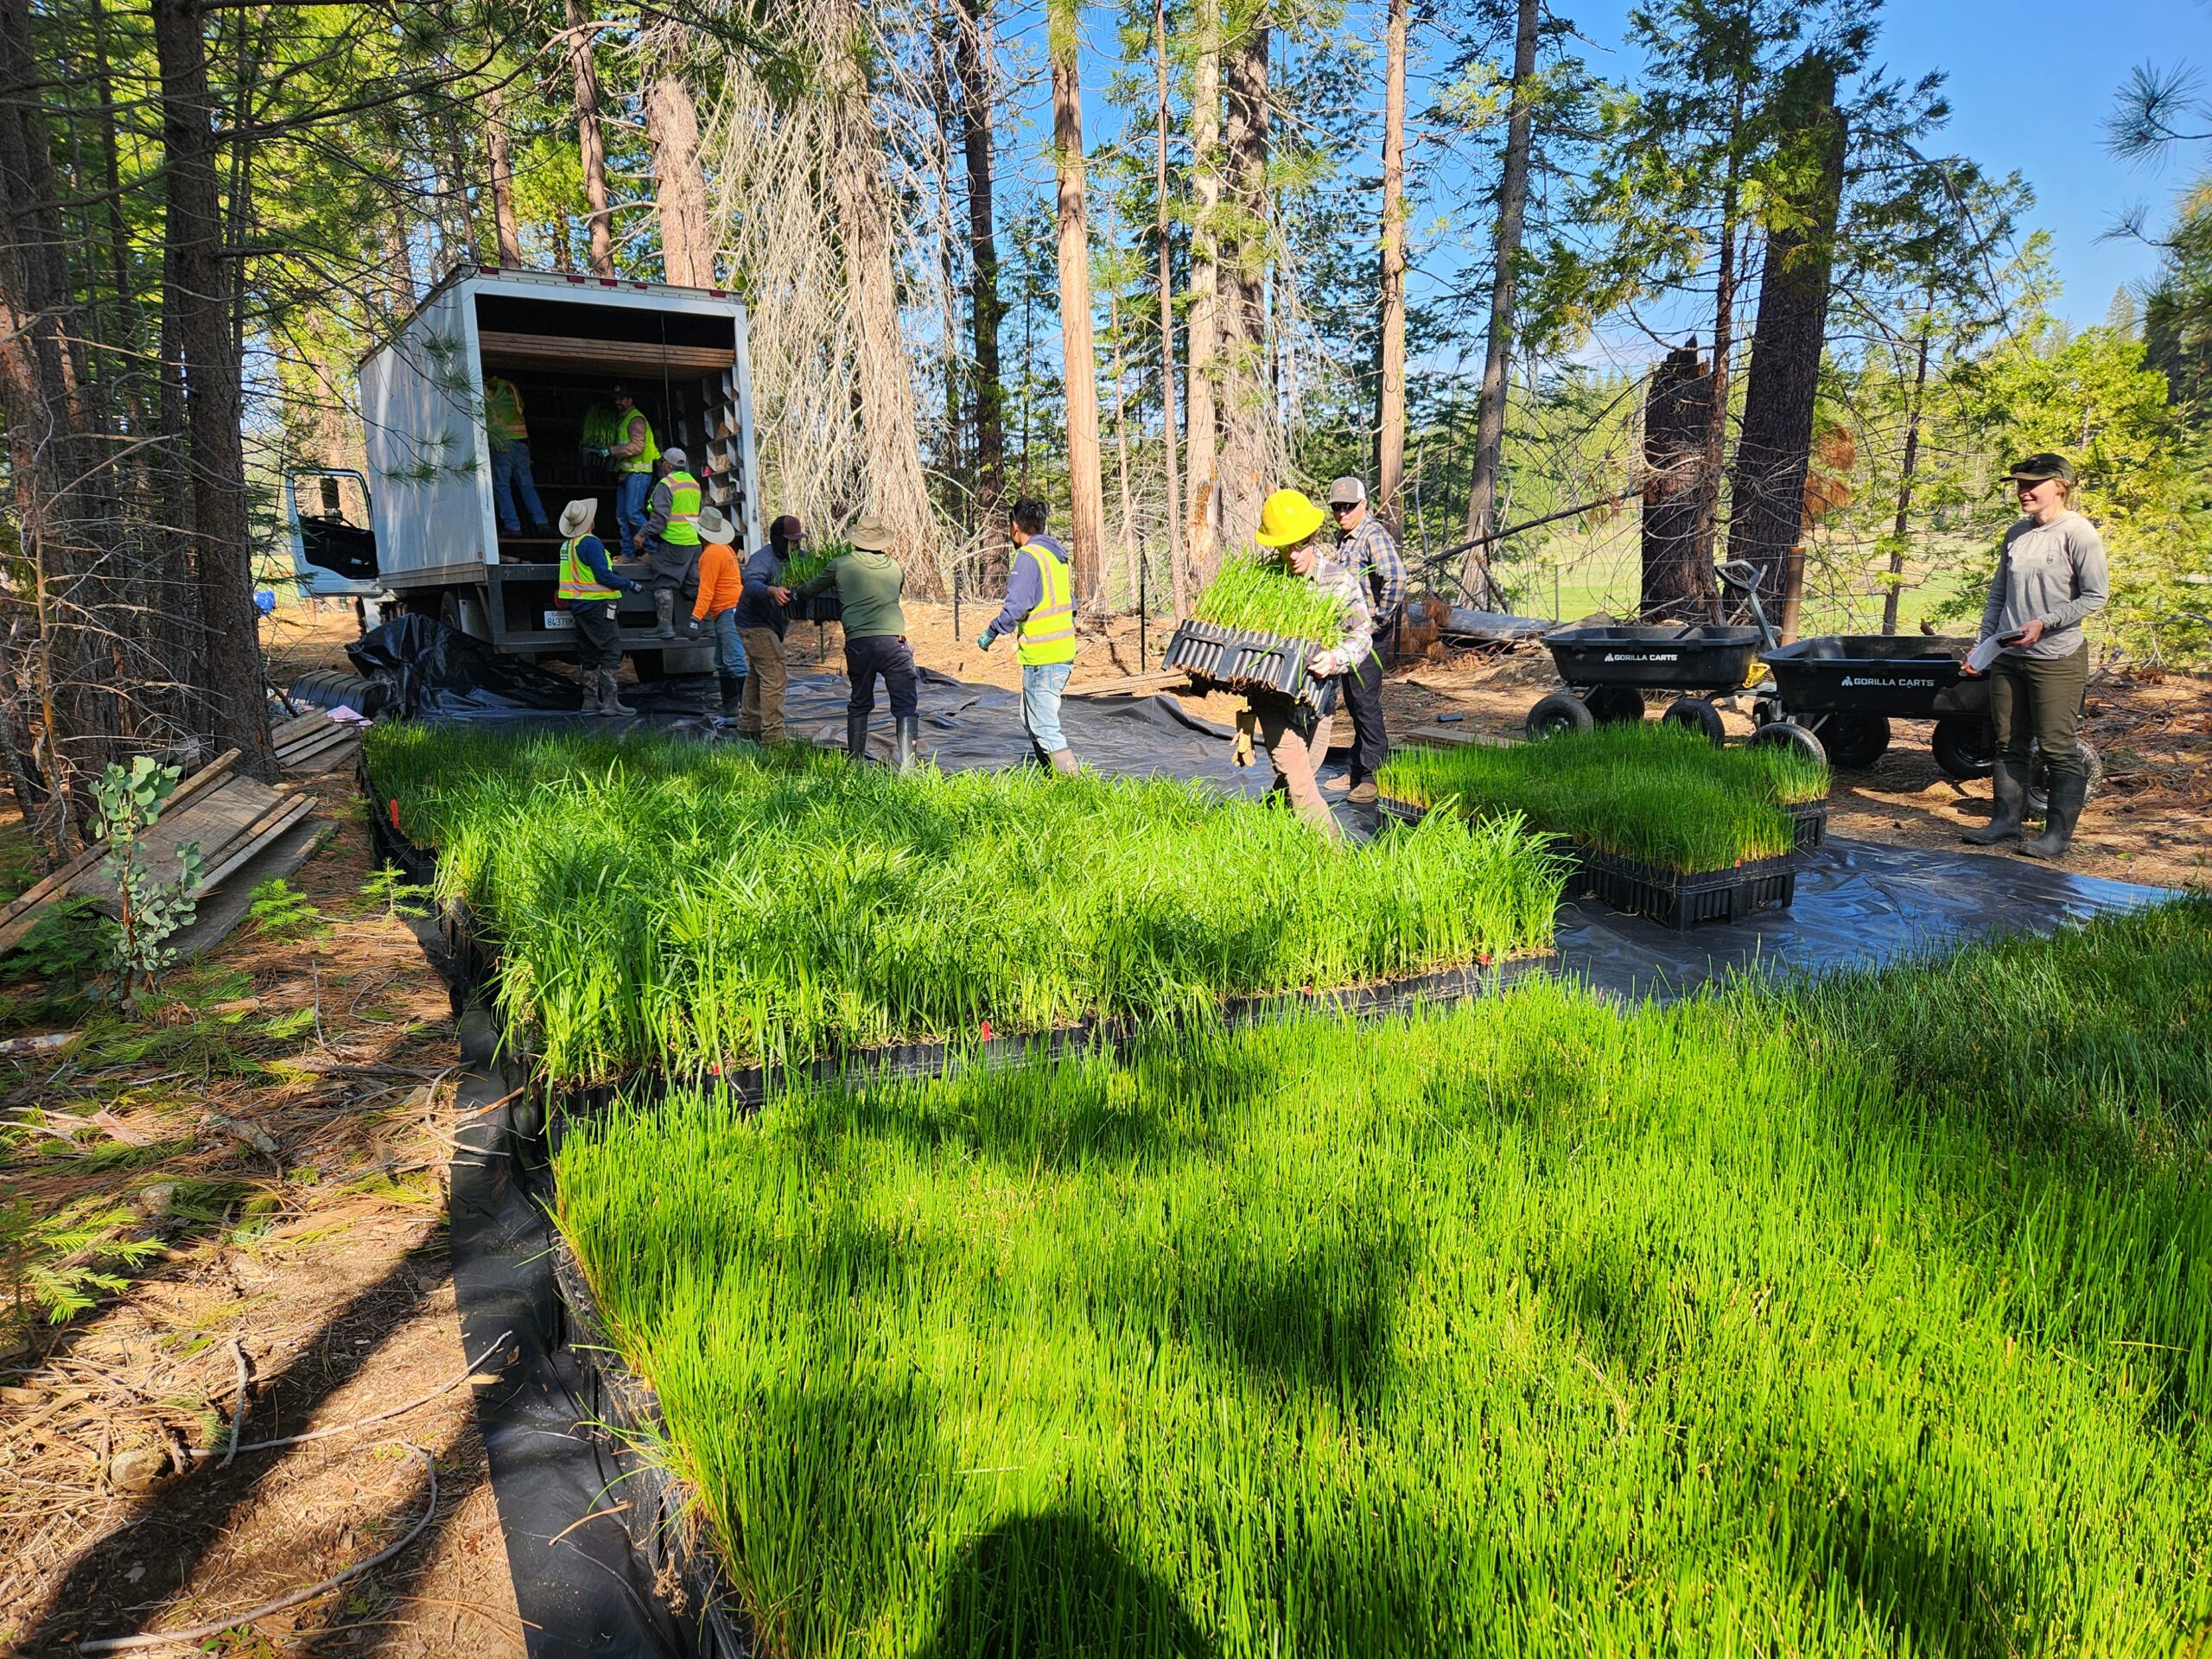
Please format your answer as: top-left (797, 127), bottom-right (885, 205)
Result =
top-left (1330, 500), bottom-right (1359, 512)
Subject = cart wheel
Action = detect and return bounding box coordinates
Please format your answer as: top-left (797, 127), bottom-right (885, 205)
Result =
top-left (1749, 721), bottom-right (1828, 767)
top-left (1527, 692), bottom-right (1595, 741)
top-left (1930, 715), bottom-right (1996, 780)
top-left (2028, 740), bottom-right (2102, 816)
top-left (1752, 697), bottom-right (1781, 728)
top-left (1662, 696), bottom-right (1726, 745)
top-left (1817, 713), bottom-right (1891, 770)
top-left (1585, 686), bottom-right (1646, 725)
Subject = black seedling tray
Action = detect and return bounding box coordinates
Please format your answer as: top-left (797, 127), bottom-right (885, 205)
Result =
top-left (1546, 624), bottom-right (1764, 692)
top-left (1570, 845), bottom-right (1799, 931)
top-left (1761, 634), bottom-right (1970, 717)
top-left (1786, 799), bottom-right (1827, 854)
top-left (1165, 619), bottom-right (1341, 715)
top-left (794, 593), bottom-right (842, 624)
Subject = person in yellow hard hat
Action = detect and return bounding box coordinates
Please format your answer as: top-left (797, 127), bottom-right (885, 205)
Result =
top-left (1247, 487), bottom-right (1373, 836)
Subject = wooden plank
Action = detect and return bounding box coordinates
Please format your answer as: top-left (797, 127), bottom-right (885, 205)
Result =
top-left (271, 710), bottom-right (330, 745)
top-left (274, 716), bottom-right (352, 758)
top-left (276, 726), bottom-right (360, 767)
top-left (1396, 725), bottom-right (1510, 750)
top-left (190, 797), bottom-right (319, 899)
top-left (0, 748), bottom-right (239, 938)
top-left (476, 330), bottom-right (734, 376)
top-left (1069, 668), bottom-right (1187, 697)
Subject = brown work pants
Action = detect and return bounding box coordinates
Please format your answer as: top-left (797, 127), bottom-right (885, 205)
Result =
top-left (1255, 696), bottom-right (1340, 838)
top-left (738, 626), bottom-right (787, 741)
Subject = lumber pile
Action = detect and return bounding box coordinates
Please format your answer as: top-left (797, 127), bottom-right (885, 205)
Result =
top-left (272, 708), bottom-right (367, 777)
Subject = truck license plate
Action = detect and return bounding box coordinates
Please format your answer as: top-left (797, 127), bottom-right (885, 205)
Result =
top-left (543, 610), bottom-right (575, 630)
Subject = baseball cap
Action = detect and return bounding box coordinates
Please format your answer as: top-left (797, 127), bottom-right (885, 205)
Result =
top-left (1327, 476), bottom-right (1367, 506)
top-left (2000, 452), bottom-right (2075, 485)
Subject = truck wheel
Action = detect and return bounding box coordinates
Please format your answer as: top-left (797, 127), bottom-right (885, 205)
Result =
top-left (1749, 721), bottom-right (1827, 767)
top-left (1931, 715), bottom-right (1995, 780)
top-left (1816, 713), bottom-right (1891, 770)
top-left (1527, 692), bottom-right (1594, 741)
top-left (1662, 696), bottom-right (1726, 745)
top-left (1585, 686), bottom-right (1645, 725)
top-left (2028, 741), bottom-right (2102, 816)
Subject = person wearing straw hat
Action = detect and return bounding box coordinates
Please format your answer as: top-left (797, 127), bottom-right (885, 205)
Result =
top-left (685, 505), bottom-right (749, 716)
top-left (1248, 487), bottom-right (1373, 836)
top-left (734, 514), bottom-right (802, 743)
top-left (791, 516), bottom-right (921, 771)
top-left (555, 497), bottom-right (640, 717)
top-left (976, 496), bottom-right (1080, 775)
top-left (1325, 475), bottom-right (1403, 803)
top-left (1960, 451), bottom-right (2108, 860)
top-left (636, 446), bottom-right (705, 639)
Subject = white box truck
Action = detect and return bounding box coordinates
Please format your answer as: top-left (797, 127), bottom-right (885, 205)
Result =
top-left (289, 266), bottom-right (762, 672)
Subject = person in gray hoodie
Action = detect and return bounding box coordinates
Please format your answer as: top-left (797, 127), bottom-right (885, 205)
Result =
top-left (1961, 451), bottom-right (2108, 861)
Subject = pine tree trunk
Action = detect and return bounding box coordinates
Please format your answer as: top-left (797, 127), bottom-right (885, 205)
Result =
top-left (645, 73), bottom-right (713, 287)
top-left (151, 0), bottom-right (270, 776)
top-left (1881, 318), bottom-right (1931, 636)
top-left (955, 0), bottom-right (1007, 540)
top-left (1184, 0), bottom-right (1222, 579)
top-left (826, 0), bottom-right (938, 584)
top-left (1726, 56), bottom-right (1844, 639)
top-left (567, 0), bottom-right (614, 276)
top-left (1376, 0), bottom-right (1408, 524)
top-left (1049, 0), bottom-right (1106, 606)
top-left (1641, 343), bottom-right (1719, 622)
top-left (1217, 11), bottom-right (1269, 550)
top-left (1154, 0), bottom-right (1185, 618)
top-left (486, 85), bottom-right (522, 264)
top-left (1460, 0), bottom-right (1538, 601)
top-left (1691, 87), bottom-right (1747, 569)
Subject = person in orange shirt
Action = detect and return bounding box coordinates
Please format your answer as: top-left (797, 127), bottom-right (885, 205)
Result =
top-left (686, 506), bottom-right (749, 715)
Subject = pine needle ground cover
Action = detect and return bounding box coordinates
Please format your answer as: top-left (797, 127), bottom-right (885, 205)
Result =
top-left (1380, 722), bottom-right (1829, 872)
top-left (1190, 555), bottom-right (1350, 646)
top-left (365, 726), bottom-right (1562, 1082)
top-left (558, 900), bottom-right (2212, 1658)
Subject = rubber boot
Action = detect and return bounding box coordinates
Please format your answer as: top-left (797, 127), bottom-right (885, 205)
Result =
top-left (599, 668), bottom-right (635, 717)
top-left (846, 711), bottom-right (871, 760)
top-left (653, 588), bottom-right (677, 639)
top-left (719, 673), bottom-right (746, 715)
top-left (578, 672), bottom-right (602, 716)
top-left (2018, 770), bottom-right (2087, 861)
top-left (893, 715), bottom-right (920, 774)
top-left (1049, 748), bottom-right (1078, 777)
top-left (1961, 760), bottom-right (2028, 845)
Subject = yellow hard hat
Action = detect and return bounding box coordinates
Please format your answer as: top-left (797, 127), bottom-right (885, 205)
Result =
top-left (1253, 488), bottom-right (1327, 548)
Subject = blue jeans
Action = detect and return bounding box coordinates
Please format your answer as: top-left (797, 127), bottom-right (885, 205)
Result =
top-left (490, 440), bottom-right (548, 531)
top-left (709, 608), bottom-right (749, 677)
top-left (1020, 660), bottom-right (1072, 755)
top-left (615, 471), bottom-right (652, 556)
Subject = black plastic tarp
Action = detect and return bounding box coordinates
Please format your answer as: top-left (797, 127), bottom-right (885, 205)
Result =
top-left (349, 614), bottom-right (584, 717)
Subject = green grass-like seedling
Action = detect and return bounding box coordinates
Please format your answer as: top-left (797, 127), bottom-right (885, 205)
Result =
top-left (556, 899), bottom-right (2212, 1658)
top-left (781, 540), bottom-right (852, 592)
top-left (1380, 721), bottom-right (1827, 871)
top-left (1191, 554), bottom-right (1351, 646)
top-left (366, 725), bottom-right (1563, 1083)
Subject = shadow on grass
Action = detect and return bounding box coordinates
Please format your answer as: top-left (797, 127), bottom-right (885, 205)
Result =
top-left (916, 1510), bottom-right (1215, 1659)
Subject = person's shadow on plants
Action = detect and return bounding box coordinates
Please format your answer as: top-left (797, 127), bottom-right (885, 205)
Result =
top-left (916, 1510), bottom-right (1215, 1659)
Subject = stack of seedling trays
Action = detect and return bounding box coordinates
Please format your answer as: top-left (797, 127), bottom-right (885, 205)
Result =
top-left (1378, 722), bottom-right (1830, 931)
top-left (1163, 618), bottom-right (1341, 714)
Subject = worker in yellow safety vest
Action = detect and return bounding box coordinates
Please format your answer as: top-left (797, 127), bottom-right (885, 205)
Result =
top-left (638, 447), bottom-right (704, 638)
top-left (483, 376), bottom-right (552, 538)
top-left (555, 497), bottom-right (642, 717)
top-left (597, 384), bottom-right (659, 558)
top-left (976, 496), bottom-right (1079, 774)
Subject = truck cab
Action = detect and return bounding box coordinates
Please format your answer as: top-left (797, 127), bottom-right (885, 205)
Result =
top-left (355, 267), bottom-right (762, 673)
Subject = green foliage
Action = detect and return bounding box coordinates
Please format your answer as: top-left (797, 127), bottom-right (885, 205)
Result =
top-left (1, 1197), bottom-right (162, 1336)
top-left (781, 540), bottom-right (852, 591)
top-left (246, 877), bottom-right (323, 941)
top-left (365, 724), bottom-right (1564, 1083)
top-left (360, 865), bottom-right (433, 923)
top-left (1190, 555), bottom-right (1351, 645)
top-left (579, 404), bottom-right (628, 449)
top-left (90, 758), bottom-right (202, 1002)
top-left (556, 899), bottom-right (2212, 1657)
top-left (5, 896), bottom-right (105, 988)
top-left (1379, 722), bottom-right (1824, 871)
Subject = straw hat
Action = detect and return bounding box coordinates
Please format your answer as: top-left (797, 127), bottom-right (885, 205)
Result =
top-left (557, 499), bottom-right (598, 538)
top-left (695, 505), bottom-right (735, 543)
top-left (849, 516), bottom-right (898, 553)
top-left (1254, 488), bottom-right (1326, 548)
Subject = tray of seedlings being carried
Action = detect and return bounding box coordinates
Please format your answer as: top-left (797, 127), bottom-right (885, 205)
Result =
top-left (1165, 555), bottom-right (1351, 715)
top-left (1377, 721), bottom-right (1829, 929)
top-left (781, 540), bottom-right (850, 624)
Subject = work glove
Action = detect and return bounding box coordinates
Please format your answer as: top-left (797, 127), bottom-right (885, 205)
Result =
top-left (1311, 650), bottom-right (1339, 677)
top-left (592, 446), bottom-right (611, 461)
top-left (686, 619), bottom-right (702, 637)
top-left (976, 628), bottom-right (997, 652)
top-left (1232, 706), bottom-right (1257, 768)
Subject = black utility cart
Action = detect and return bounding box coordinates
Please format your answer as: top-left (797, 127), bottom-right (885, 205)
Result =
top-left (1525, 617), bottom-right (1765, 744)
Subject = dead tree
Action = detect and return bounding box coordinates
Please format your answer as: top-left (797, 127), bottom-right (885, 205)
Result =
top-left (1641, 344), bottom-right (1719, 623)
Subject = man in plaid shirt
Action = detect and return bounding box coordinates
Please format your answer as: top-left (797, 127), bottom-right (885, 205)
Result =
top-left (1325, 477), bottom-right (1403, 803)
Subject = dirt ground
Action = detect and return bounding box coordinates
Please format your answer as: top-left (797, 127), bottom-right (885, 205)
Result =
top-left (267, 594), bottom-right (2212, 892)
top-left (0, 806), bottom-right (522, 1656)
